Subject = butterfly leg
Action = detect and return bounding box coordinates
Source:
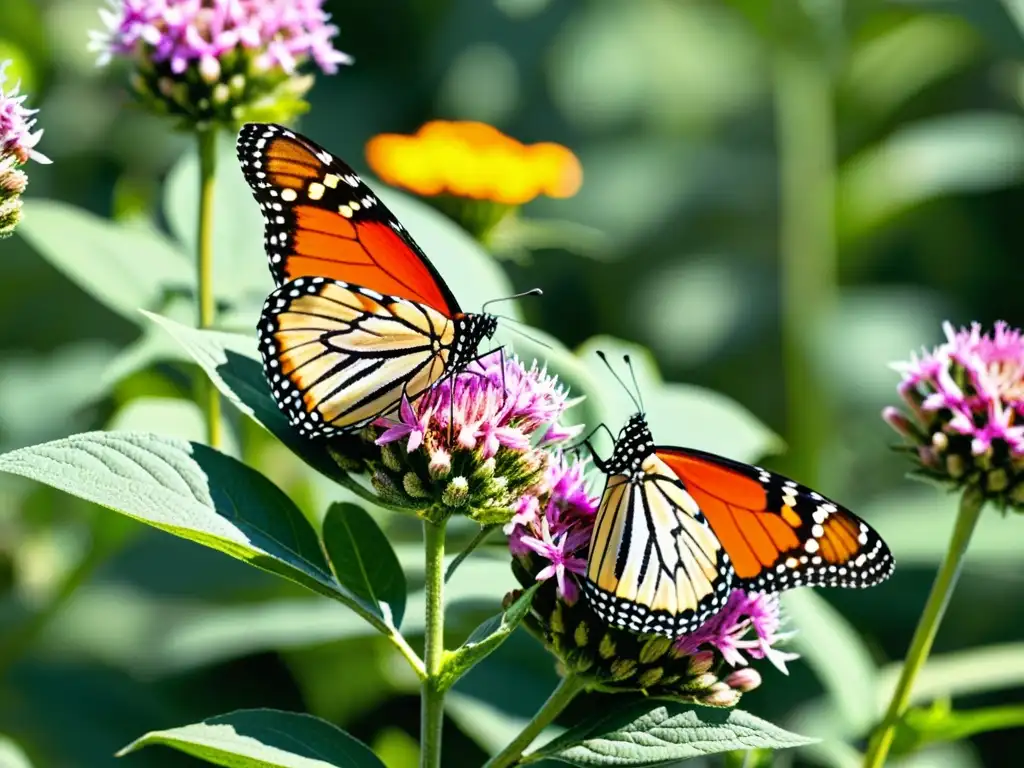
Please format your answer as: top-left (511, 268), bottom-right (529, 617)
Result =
top-left (567, 422), bottom-right (616, 470)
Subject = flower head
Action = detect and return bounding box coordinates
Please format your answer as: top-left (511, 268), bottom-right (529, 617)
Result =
top-left (90, 0), bottom-right (351, 128)
top-left (357, 351), bottom-right (582, 524)
top-left (366, 120), bottom-right (582, 205)
top-left (0, 61), bottom-right (48, 239)
top-left (887, 321), bottom-right (1024, 508)
top-left (507, 462), bottom-right (798, 705)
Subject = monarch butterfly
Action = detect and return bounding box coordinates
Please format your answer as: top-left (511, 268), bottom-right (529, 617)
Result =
top-left (581, 354), bottom-right (894, 638)
top-left (236, 122), bottom-right (507, 436)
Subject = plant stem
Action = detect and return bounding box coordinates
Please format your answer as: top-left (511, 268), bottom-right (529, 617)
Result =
top-left (772, 40), bottom-right (837, 487)
top-left (197, 127), bottom-right (221, 449)
top-left (421, 519), bottom-right (447, 768)
top-left (863, 487), bottom-right (986, 768)
top-left (483, 674), bottom-right (586, 768)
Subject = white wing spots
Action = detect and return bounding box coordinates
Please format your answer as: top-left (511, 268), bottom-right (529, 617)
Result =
top-left (281, 188), bottom-right (297, 202)
top-left (317, 149), bottom-right (332, 163)
top-left (343, 174), bottom-right (360, 187)
top-left (308, 181), bottom-right (325, 200)
top-left (338, 204), bottom-right (353, 218)
top-left (324, 173), bottom-right (341, 188)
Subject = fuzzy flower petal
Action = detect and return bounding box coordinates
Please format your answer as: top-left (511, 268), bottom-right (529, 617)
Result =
top-left (0, 62), bottom-right (48, 165)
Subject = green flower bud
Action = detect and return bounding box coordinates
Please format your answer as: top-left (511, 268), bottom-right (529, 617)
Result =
top-left (442, 477), bottom-right (469, 508)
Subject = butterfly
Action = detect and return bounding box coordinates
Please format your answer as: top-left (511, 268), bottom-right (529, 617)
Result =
top-left (581, 357), bottom-right (894, 638)
top-left (236, 122), bottom-right (500, 437)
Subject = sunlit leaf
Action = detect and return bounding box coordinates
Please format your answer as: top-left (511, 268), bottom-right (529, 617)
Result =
top-left (0, 734), bottom-right (34, 768)
top-left (18, 200), bottom-right (193, 322)
top-left (118, 709), bottom-right (385, 767)
top-left (526, 701), bottom-right (816, 766)
top-left (0, 431), bottom-right (340, 599)
top-left (322, 502), bottom-right (407, 629)
top-left (879, 642), bottom-right (1024, 706)
top-left (893, 700), bottom-right (1024, 754)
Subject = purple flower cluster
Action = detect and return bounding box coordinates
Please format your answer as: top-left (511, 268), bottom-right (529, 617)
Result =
top-left (374, 351), bottom-right (582, 461)
top-left (507, 453), bottom-right (596, 603)
top-left (890, 321), bottom-right (1024, 458)
top-left (675, 589), bottom-right (798, 674)
top-left (90, 0), bottom-right (351, 79)
top-left (0, 61), bottom-right (48, 166)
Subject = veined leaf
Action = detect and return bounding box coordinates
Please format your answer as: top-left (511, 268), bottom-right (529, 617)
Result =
top-left (0, 431), bottom-right (340, 599)
top-left (526, 701), bottom-right (816, 766)
top-left (118, 709), bottom-right (385, 767)
top-left (322, 503), bottom-right (407, 629)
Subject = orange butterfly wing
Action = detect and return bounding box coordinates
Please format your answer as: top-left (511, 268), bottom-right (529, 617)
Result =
top-left (237, 122), bottom-right (461, 316)
top-left (656, 447), bottom-right (894, 592)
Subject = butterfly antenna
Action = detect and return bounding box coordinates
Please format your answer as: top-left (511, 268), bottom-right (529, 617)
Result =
top-left (490, 314), bottom-right (553, 350)
top-left (596, 350), bottom-right (642, 412)
top-left (481, 287), bottom-right (543, 314)
top-left (623, 354), bottom-right (646, 413)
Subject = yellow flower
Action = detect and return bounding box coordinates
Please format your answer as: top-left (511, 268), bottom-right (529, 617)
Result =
top-left (365, 120), bottom-right (582, 205)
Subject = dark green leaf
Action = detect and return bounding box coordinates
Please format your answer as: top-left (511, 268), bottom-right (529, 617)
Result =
top-left (0, 431), bottom-right (339, 599)
top-left (143, 311), bottom-right (346, 483)
top-left (442, 583), bottom-right (540, 690)
top-left (526, 701), bottom-right (816, 766)
top-left (322, 502), bottom-right (407, 629)
top-left (118, 708), bottom-right (385, 767)
top-left (18, 200), bottom-right (193, 322)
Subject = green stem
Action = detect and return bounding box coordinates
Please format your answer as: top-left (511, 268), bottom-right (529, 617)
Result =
top-left (197, 127), bottom-right (222, 449)
top-left (772, 42), bottom-right (837, 486)
top-left (483, 674), bottom-right (586, 768)
top-left (421, 519), bottom-right (447, 768)
top-left (863, 487), bottom-right (986, 768)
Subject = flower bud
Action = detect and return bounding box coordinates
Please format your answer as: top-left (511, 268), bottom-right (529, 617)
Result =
top-left (725, 668), bottom-right (762, 693)
top-left (442, 477), bottom-right (469, 508)
top-left (371, 471), bottom-right (410, 507)
top-left (428, 450), bottom-right (452, 480)
top-left (403, 472), bottom-right (430, 499)
top-left (687, 650), bottom-right (716, 676)
top-left (702, 682), bottom-right (741, 708)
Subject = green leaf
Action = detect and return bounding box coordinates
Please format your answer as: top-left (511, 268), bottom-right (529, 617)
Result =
top-left (575, 335), bottom-right (783, 463)
top-left (838, 113), bottom-right (1024, 243)
top-left (526, 702), bottom-right (817, 766)
top-left (143, 311), bottom-right (345, 483)
top-left (442, 583), bottom-right (540, 690)
top-left (878, 642), bottom-right (1024, 706)
top-left (0, 431), bottom-right (341, 600)
top-left (893, 700), bottom-right (1024, 754)
top-left (17, 200), bottom-right (193, 322)
top-left (118, 708), bottom-right (385, 767)
top-left (782, 590), bottom-right (878, 734)
top-left (322, 502), bottom-right (407, 629)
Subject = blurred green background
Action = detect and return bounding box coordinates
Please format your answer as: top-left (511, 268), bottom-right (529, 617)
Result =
top-left (4, 0), bottom-right (1024, 766)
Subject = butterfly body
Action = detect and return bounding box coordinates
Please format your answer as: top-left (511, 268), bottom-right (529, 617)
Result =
top-left (238, 122), bottom-right (499, 436)
top-left (584, 413), bottom-right (894, 638)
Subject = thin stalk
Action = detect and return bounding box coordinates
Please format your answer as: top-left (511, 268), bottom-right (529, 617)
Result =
top-left (421, 519), bottom-right (447, 768)
top-left (196, 127), bottom-right (222, 449)
top-left (482, 674), bottom-right (585, 768)
top-left (772, 45), bottom-right (837, 486)
top-left (863, 487), bottom-right (986, 768)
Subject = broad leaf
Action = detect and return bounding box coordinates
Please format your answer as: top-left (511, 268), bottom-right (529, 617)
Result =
top-left (526, 701), bottom-right (816, 766)
top-left (322, 503), bottom-right (407, 629)
top-left (18, 200), bottom-right (193, 322)
top-left (442, 583), bottom-right (540, 690)
top-left (576, 335), bottom-right (783, 463)
top-left (143, 312), bottom-right (345, 483)
top-left (878, 642), bottom-right (1024, 706)
top-left (0, 431), bottom-right (341, 599)
top-left (118, 709), bottom-right (385, 767)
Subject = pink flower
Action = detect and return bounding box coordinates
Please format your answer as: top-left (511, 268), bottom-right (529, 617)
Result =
top-left (90, 0), bottom-right (352, 76)
top-left (519, 516), bottom-right (588, 603)
top-left (890, 320), bottom-right (1024, 462)
top-left (0, 61), bottom-right (48, 165)
top-left (374, 394), bottom-right (432, 453)
top-left (675, 590), bottom-right (799, 674)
